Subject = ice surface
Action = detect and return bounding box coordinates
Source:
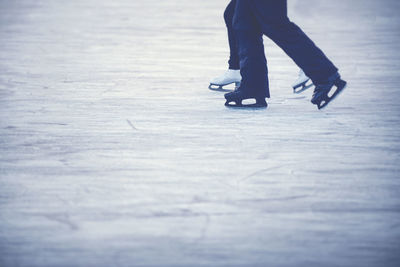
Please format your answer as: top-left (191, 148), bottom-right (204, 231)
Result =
top-left (0, 0), bottom-right (400, 266)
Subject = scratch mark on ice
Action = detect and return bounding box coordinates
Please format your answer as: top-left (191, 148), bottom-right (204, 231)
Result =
top-left (126, 119), bottom-right (137, 130)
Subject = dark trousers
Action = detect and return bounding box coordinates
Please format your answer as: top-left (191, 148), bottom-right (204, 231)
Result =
top-left (229, 0), bottom-right (338, 98)
top-left (224, 0), bottom-right (240, 70)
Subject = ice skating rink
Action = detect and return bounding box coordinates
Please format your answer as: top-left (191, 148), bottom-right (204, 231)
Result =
top-left (1, 0), bottom-right (399, 266)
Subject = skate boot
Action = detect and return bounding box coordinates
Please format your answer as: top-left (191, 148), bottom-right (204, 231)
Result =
top-left (292, 69), bottom-right (312, 94)
top-left (224, 89), bottom-right (267, 108)
top-left (311, 72), bottom-right (347, 109)
top-left (209, 69), bottom-right (241, 91)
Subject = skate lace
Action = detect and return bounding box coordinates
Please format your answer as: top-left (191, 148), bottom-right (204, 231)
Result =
top-left (313, 85), bottom-right (322, 94)
top-left (312, 84), bottom-right (326, 97)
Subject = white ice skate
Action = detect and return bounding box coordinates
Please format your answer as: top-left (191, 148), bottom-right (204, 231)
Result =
top-left (209, 69), bottom-right (241, 91)
top-left (292, 69), bottom-right (312, 94)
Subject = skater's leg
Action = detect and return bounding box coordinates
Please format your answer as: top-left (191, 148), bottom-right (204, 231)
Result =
top-left (231, 0), bottom-right (269, 98)
top-left (224, 0), bottom-right (240, 70)
top-left (209, 0), bottom-right (241, 91)
top-left (250, 0), bottom-right (338, 85)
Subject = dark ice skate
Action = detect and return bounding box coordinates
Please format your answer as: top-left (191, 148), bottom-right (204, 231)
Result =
top-left (311, 72), bottom-right (347, 109)
top-left (224, 90), bottom-right (267, 108)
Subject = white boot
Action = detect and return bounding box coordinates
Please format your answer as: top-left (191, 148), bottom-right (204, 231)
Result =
top-left (292, 69), bottom-right (312, 93)
top-left (209, 69), bottom-right (242, 91)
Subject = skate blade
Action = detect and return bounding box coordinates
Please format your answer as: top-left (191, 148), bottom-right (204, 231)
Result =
top-left (293, 79), bottom-right (313, 94)
top-left (317, 80), bottom-right (347, 110)
top-left (209, 82), bottom-right (239, 92)
top-left (225, 99), bottom-right (268, 109)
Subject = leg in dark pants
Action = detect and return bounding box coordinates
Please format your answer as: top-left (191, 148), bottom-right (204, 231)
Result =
top-left (232, 0), bottom-right (269, 98)
top-left (230, 0), bottom-right (339, 101)
top-left (250, 0), bottom-right (338, 84)
top-left (224, 0), bottom-right (240, 70)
